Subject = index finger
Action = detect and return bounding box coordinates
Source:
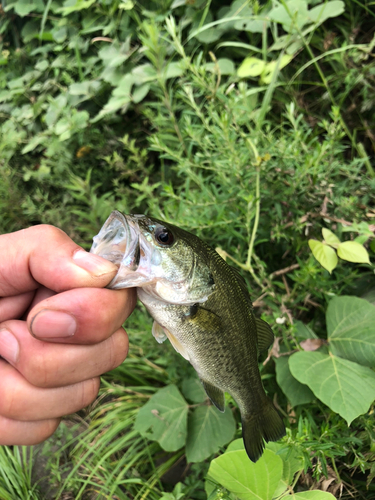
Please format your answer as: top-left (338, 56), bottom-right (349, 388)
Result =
top-left (0, 225), bottom-right (118, 296)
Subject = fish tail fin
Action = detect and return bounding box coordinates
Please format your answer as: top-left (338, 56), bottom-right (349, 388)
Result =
top-left (242, 397), bottom-right (285, 463)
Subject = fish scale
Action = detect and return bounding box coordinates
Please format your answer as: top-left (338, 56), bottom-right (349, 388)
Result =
top-left (91, 211), bottom-right (286, 461)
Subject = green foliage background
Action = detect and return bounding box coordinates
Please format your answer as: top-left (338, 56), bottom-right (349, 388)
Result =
top-left (1, 0), bottom-right (375, 498)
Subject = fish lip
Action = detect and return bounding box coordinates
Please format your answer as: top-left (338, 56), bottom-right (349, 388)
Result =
top-left (91, 211), bottom-right (161, 289)
top-left (90, 210), bottom-right (131, 265)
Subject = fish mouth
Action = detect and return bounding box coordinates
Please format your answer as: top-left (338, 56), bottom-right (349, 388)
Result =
top-left (90, 211), bottom-right (153, 289)
top-left (91, 211), bottom-right (214, 304)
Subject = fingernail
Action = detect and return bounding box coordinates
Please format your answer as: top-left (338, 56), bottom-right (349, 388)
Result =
top-left (31, 310), bottom-right (77, 338)
top-left (0, 329), bottom-right (20, 364)
top-left (73, 249), bottom-right (117, 277)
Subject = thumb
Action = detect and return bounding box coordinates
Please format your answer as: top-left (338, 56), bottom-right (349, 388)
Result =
top-left (0, 225), bottom-right (118, 295)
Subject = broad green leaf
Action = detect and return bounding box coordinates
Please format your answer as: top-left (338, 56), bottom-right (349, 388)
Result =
top-left (275, 356), bottom-right (315, 407)
top-left (134, 385), bottom-right (188, 452)
top-left (362, 288), bottom-right (375, 305)
top-left (91, 74), bottom-right (134, 121)
top-left (60, 0), bottom-right (96, 15)
top-left (289, 492), bottom-right (336, 500)
top-left (186, 406), bottom-right (236, 462)
top-left (322, 228), bottom-right (341, 248)
top-left (269, 0), bottom-right (309, 33)
top-left (237, 57), bottom-right (265, 78)
top-left (289, 351), bottom-right (375, 424)
top-left (226, 438), bottom-right (244, 452)
top-left (337, 241), bottom-right (370, 264)
top-left (261, 55), bottom-right (293, 84)
top-left (295, 320), bottom-right (318, 340)
top-left (207, 449), bottom-right (283, 500)
top-left (266, 442), bottom-right (303, 497)
top-left (181, 377), bottom-right (206, 404)
top-left (308, 240), bottom-right (338, 273)
top-left (308, 1), bottom-right (345, 25)
top-left (54, 117), bottom-right (70, 137)
top-left (69, 81), bottom-right (91, 96)
top-left (119, 0), bottom-right (134, 9)
top-left (233, 4), bottom-right (267, 34)
top-left (98, 43), bottom-right (130, 68)
top-left (6, 0), bottom-right (44, 17)
top-left (21, 134), bottom-right (45, 154)
top-left (164, 61), bottom-right (185, 80)
top-left (132, 83), bottom-right (150, 104)
top-left (205, 58), bottom-right (235, 75)
top-left (51, 25), bottom-right (67, 43)
top-left (354, 234), bottom-right (369, 245)
top-left (327, 296), bottom-right (375, 366)
top-left (132, 64), bottom-right (157, 84)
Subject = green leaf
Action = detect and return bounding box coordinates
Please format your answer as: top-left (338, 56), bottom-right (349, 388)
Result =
top-left (181, 377), bottom-right (206, 404)
top-left (308, 1), bottom-right (345, 25)
top-left (132, 64), bottom-right (157, 84)
top-left (327, 296), bottom-right (375, 367)
top-left (186, 406), bottom-right (236, 463)
top-left (164, 61), bottom-right (185, 80)
top-left (266, 442), bottom-right (303, 497)
top-left (98, 43), bottom-right (130, 69)
top-left (289, 492), bottom-right (336, 500)
top-left (205, 58), bottom-right (235, 76)
top-left (337, 241), bottom-right (370, 264)
top-left (134, 385), bottom-right (188, 451)
top-left (261, 55), bottom-right (293, 84)
top-left (237, 57), bottom-right (265, 78)
top-left (6, 0), bottom-right (44, 17)
top-left (289, 351), bottom-right (375, 424)
top-left (308, 240), bottom-right (338, 273)
top-left (269, 0), bottom-right (309, 33)
top-left (322, 228), bottom-right (341, 248)
top-left (119, 0), bottom-right (134, 9)
top-left (295, 320), bottom-right (318, 340)
top-left (92, 74), bottom-right (134, 121)
top-left (275, 356), bottom-right (315, 407)
top-left (21, 134), bottom-right (45, 154)
top-left (132, 83), bottom-right (150, 104)
top-left (60, 0), bottom-right (96, 15)
top-left (207, 449), bottom-right (283, 500)
top-left (226, 438), bottom-right (244, 452)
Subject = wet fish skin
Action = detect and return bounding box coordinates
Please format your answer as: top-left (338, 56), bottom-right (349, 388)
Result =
top-left (91, 211), bottom-right (285, 462)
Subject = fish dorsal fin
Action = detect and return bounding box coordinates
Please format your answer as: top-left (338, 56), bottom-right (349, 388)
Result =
top-left (256, 318), bottom-right (274, 352)
top-left (152, 321), bottom-right (168, 344)
top-left (163, 328), bottom-right (190, 361)
top-left (200, 379), bottom-right (225, 412)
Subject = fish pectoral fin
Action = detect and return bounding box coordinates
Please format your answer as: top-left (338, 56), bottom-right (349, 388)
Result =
top-left (200, 379), bottom-right (225, 412)
top-left (255, 318), bottom-right (274, 352)
top-left (163, 329), bottom-right (190, 361)
top-left (152, 321), bottom-right (168, 344)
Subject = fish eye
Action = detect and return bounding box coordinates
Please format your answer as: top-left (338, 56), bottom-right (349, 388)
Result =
top-left (154, 226), bottom-right (175, 247)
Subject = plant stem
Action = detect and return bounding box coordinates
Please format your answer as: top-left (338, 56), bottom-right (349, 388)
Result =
top-left (246, 140), bottom-right (261, 271)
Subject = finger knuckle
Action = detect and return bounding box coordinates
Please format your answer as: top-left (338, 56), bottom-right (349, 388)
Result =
top-left (80, 378), bottom-right (100, 407)
top-left (24, 350), bottom-right (50, 388)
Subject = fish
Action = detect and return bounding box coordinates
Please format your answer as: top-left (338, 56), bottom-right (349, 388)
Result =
top-left (90, 210), bottom-right (285, 462)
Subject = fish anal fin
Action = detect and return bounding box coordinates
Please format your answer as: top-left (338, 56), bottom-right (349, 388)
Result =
top-left (256, 318), bottom-right (274, 352)
top-left (163, 329), bottom-right (190, 361)
top-left (152, 321), bottom-right (168, 344)
top-left (200, 379), bottom-right (225, 412)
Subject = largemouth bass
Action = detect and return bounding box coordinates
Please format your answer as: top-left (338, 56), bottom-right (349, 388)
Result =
top-left (90, 211), bottom-right (285, 462)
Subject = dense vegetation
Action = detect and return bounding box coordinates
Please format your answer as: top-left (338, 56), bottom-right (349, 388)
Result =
top-left (1, 0), bottom-right (374, 498)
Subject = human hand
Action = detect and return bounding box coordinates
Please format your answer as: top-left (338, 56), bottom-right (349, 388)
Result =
top-left (0, 225), bottom-right (136, 445)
